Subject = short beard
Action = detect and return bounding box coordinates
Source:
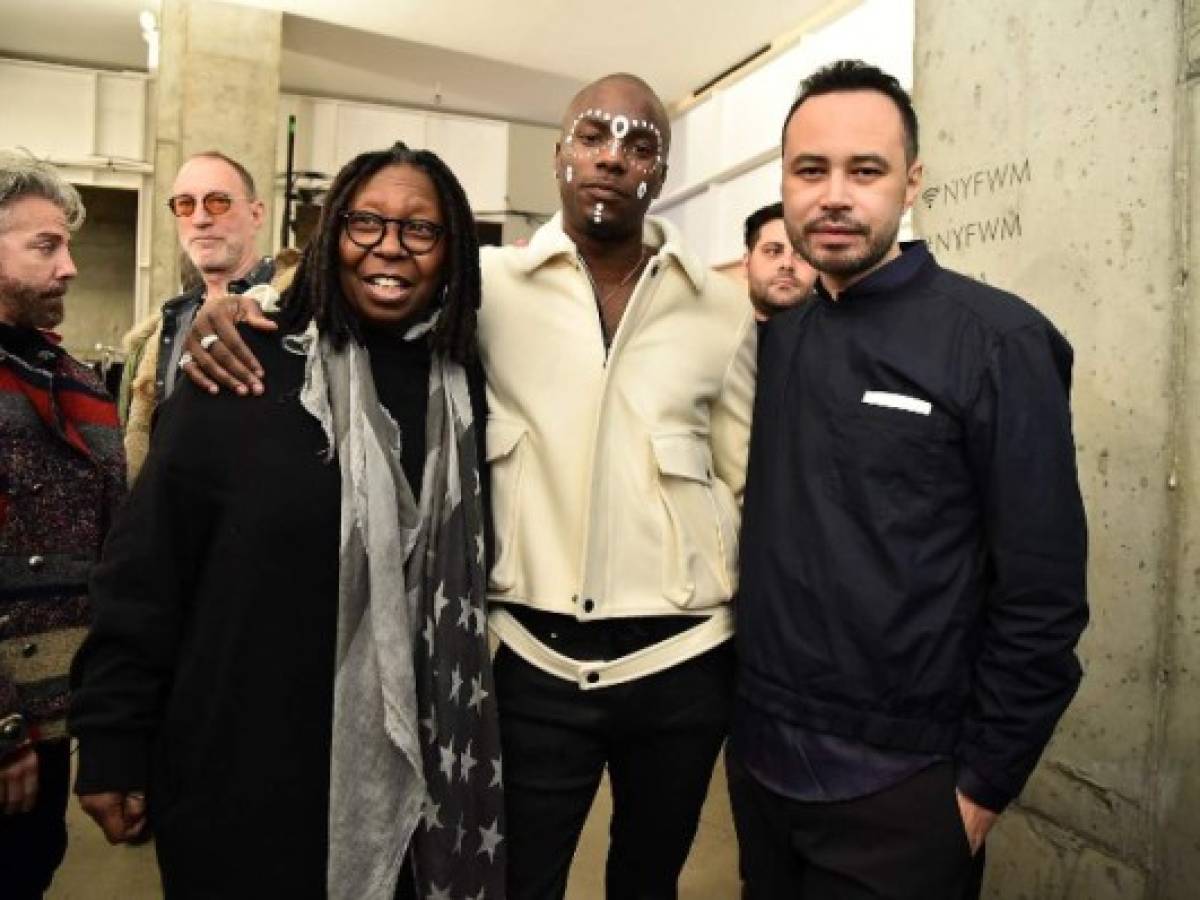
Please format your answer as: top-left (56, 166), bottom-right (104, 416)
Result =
top-left (792, 217), bottom-right (899, 282)
top-left (748, 286), bottom-right (805, 319)
top-left (189, 237), bottom-right (244, 278)
top-left (0, 272), bottom-right (66, 330)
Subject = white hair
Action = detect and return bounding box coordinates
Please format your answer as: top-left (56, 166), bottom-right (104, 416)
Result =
top-left (0, 150), bottom-right (85, 231)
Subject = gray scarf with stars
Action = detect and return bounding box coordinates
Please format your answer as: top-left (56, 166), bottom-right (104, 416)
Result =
top-left (295, 323), bottom-right (505, 900)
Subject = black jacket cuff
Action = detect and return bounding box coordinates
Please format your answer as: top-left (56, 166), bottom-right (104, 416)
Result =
top-left (956, 762), bottom-right (1011, 813)
top-left (74, 733), bottom-right (150, 795)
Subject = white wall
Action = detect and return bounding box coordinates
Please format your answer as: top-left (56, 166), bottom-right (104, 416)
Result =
top-left (655, 0), bottom-right (914, 266)
top-left (0, 57), bottom-right (154, 319)
top-left (274, 93), bottom-right (557, 250)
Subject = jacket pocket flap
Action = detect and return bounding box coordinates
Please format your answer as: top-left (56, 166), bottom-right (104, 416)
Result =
top-left (486, 418), bottom-right (527, 462)
top-left (651, 433), bottom-right (712, 483)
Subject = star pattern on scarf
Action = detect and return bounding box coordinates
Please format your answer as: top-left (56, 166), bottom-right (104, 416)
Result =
top-left (433, 582), bottom-right (450, 624)
top-left (460, 740), bottom-right (477, 783)
top-left (457, 597), bottom-right (474, 631)
top-left (439, 738), bottom-right (457, 781)
top-left (477, 818), bottom-right (503, 863)
top-left (468, 675), bottom-right (488, 713)
top-left (421, 714), bottom-right (437, 745)
top-left (422, 798), bottom-right (442, 831)
top-left (388, 364), bottom-right (502, 900)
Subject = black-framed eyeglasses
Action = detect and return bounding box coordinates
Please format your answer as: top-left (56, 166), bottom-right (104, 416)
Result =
top-left (167, 192), bottom-right (250, 218)
top-left (341, 211), bottom-right (445, 255)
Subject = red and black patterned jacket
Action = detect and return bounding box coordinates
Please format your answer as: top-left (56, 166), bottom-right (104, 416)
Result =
top-left (0, 323), bottom-right (125, 756)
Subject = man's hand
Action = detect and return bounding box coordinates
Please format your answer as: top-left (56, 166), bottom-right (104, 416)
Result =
top-left (182, 292), bottom-right (274, 396)
top-left (79, 791), bottom-right (148, 844)
top-left (0, 745), bottom-right (38, 814)
top-left (956, 789), bottom-right (998, 856)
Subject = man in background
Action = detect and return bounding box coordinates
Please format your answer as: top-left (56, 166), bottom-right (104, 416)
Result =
top-left (0, 151), bottom-right (126, 897)
top-left (742, 200), bottom-right (815, 321)
top-left (120, 150), bottom-right (273, 478)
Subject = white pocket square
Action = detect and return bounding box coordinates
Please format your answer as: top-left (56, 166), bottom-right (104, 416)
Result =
top-left (861, 390), bottom-right (932, 416)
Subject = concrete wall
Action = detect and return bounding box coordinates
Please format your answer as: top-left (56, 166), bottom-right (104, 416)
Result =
top-left (1168, 4), bottom-right (1200, 893)
top-left (914, 1), bottom-right (1195, 897)
top-left (60, 186), bottom-right (138, 362)
top-left (149, 0), bottom-right (281, 306)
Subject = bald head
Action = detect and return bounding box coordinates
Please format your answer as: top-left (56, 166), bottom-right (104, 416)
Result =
top-left (563, 73), bottom-right (671, 153)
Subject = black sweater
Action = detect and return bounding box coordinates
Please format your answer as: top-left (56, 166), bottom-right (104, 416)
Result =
top-left (69, 327), bottom-right (486, 898)
top-left (737, 242), bottom-right (1088, 810)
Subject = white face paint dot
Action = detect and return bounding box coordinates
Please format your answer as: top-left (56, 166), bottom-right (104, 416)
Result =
top-left (612, 115), bottom-right (630, 139)
top-left (565, 165), bottom-right (573, 183)
top-left (637, 181), bottom-right (647, 199)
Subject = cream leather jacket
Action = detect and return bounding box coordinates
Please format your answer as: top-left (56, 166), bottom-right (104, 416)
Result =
top-left (479, 214), bottom-right (755, 679)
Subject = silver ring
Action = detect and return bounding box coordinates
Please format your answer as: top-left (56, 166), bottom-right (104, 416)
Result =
top-left (178, 351), bottom-right (194, 368)
top-left (198, 333), bottom-right (221, 351)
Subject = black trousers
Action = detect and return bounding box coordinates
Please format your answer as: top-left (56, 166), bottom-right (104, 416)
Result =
top-left (727, 753), bottom-right (986, 900)
top-left (495, 624), bottom-right (734, 900)
top-left (0, 739), bottom-right (72, 900)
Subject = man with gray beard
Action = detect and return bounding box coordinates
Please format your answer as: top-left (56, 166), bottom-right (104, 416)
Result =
top-left (119, 151), bottom-right (274, 479)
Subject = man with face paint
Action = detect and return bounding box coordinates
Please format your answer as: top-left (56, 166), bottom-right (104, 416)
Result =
top-left (479, 73), bottom-right (754, 899)
top-left (178, 73), bottom-right (755, 899)
top-left (731, 61), bottom-right (1087, 898)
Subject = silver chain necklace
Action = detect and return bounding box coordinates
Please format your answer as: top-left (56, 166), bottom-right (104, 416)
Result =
top-left (581, 246), bottom-right (648, 308)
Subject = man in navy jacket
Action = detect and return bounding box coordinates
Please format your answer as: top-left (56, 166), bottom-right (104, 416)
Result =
top-left (731, 60), bottom-right (1088, 900)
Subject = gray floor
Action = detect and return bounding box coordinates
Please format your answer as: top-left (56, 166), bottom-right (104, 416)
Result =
top-left (48, 751), bottom-right (741, 899)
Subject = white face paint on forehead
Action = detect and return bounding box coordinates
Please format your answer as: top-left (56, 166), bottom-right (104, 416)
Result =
top-left (562, 106), bottom-right (666, 179)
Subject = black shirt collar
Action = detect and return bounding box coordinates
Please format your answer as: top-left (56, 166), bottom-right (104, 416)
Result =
top-left (814, 240), bottom-right (934, 304)
top-left (227, 256), bottom-right (275, 295)
top-left (181, 256), bottom-right (275, 304)
top-left (0, 323), bottom-right (62, 368)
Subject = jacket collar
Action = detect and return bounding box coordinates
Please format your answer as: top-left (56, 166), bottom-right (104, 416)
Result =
top-left (162, 255), bottom-right (277, 312)
top-left (0, 322), bottom-right (63, 370)
top-left (814, 241), bottom-right (936, 304)
top-left (515, 212), bottom-right (707, 293)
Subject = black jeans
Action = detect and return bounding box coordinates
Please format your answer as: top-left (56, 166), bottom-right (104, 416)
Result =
top-left (727, 753), bottom-right (986, 900)
top-left (0, 739), bottom-right (71, 899)
top-left (495, 614), bottom-right (734, 900)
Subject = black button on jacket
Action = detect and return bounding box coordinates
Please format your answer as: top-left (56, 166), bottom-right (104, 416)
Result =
top-left (737, 242), bottom-right (1088, 809)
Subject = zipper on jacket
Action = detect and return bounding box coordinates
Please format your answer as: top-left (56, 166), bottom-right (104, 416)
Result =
top-left (571, 252), bottom-right (660, 614)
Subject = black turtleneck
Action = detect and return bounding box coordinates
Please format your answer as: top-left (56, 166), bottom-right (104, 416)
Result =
top-left (363, 328), bottom-right (432, 498)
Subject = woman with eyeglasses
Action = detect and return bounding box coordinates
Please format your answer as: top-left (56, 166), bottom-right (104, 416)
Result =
top-left (69, 144), bottom-right (505, 900)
